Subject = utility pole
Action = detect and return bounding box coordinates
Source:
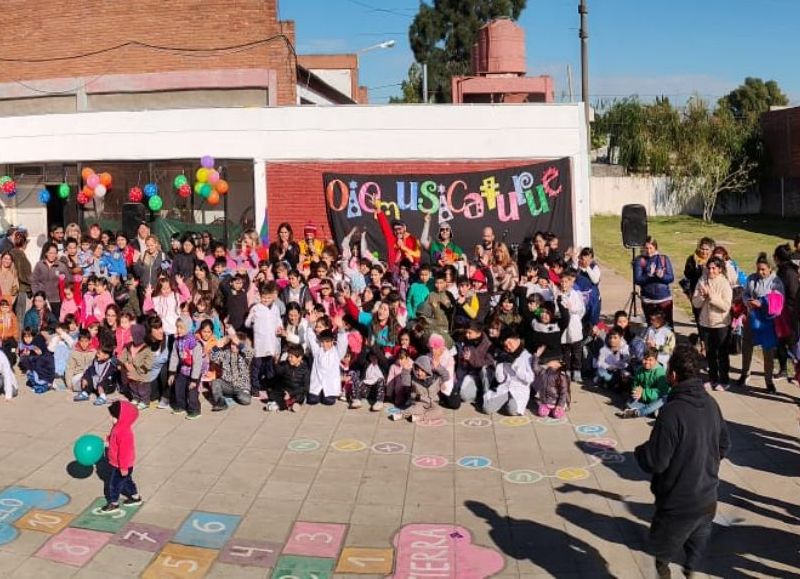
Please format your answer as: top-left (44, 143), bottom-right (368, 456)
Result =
top-left (422, 63), bottom-right (429, 103)
top-left (579, 0), bottom-right (590, 138)
top-left (567, 64), bottom-right (574, 103)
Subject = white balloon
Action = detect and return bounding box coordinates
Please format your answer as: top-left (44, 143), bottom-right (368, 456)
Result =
top-left (94, 184), bottom-right (107, 198)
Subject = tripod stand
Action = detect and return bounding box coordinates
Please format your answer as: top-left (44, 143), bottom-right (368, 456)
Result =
top-left (624, 248), bottom-right (644, 322)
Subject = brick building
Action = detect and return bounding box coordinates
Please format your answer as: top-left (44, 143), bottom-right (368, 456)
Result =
top-left (761, 106), bottom-right (800, 215)
top-left (0, 3), bottom-right (590, 261)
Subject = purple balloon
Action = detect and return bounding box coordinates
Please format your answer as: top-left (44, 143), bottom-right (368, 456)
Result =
top-left (201, 155), bottom-right (215, 169)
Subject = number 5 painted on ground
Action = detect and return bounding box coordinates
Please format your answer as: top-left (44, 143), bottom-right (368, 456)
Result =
top-left (162, 556), bottom-right (199, 573)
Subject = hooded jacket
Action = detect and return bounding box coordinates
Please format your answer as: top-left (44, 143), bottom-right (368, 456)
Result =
top-left (634, 253), bottom-right (675, 302)
top-left (635, 377), bottom-right (730, 516)
top-left (107, 401), bottom-right (138, 470)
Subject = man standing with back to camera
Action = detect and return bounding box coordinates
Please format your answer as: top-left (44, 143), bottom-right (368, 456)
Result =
top-left (635, 345), bottom-right (730, 578)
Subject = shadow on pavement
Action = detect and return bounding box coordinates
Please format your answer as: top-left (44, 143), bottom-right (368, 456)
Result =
top-left (464, 500), bottom-right (612, 577)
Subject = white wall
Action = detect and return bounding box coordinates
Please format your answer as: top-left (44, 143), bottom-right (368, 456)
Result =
top-left (0, 104), bottom-right (591, 246)
top-left (590, 175), bottom-right (761, 217)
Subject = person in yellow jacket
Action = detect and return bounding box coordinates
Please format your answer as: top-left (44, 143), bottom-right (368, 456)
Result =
top-left (298, 222), bottom-right (328, 273)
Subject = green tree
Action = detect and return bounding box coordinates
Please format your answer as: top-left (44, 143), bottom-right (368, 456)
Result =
top-left (401, 0), bottom-right (527, 103)
top-left (389, 63), bottom-right (423, 103)
top-left (717, 77), bottom-right (789, 123)
top-left (671, 97), bottom-right (757, 222)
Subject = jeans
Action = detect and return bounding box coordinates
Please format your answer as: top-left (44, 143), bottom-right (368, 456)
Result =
top-left (740, 318), bottom-right (775, 382)
top-left (173, 373), bottom-right (200, 414)
top-left (251, 356), bottom-right (275, 394)
top-left (105, 467), bottom-right (138, 504)
top-left (627, 396), bottom-right (666, 417)
top-left (561, 341), bottom-right (583, 375)
top-left (649, 509), bottom-right (715, 572)
top-left (210, 379), bottom-right (252, 406)
top-left (702, 326), bottom-right (730, 384)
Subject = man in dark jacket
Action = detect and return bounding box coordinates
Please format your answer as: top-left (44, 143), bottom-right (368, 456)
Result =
top-left (635, 345), bottom-right (730, 578)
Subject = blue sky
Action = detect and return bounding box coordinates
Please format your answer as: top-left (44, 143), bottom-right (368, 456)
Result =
top-left (281, 0), bottom-right (799, 105)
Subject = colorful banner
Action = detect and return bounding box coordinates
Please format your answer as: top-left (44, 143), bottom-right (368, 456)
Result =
top-left (323, 158), bottom-right (573, 260)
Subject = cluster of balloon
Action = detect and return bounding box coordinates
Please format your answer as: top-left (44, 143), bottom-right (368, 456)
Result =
top-left (37, 182), bottom-right (71, 205)
top-left (0, 175), bottom-right (17, 198)
top-left (173, 174), bottom-right (191, 199)
top-left (193, 155), bottom-right (228, 206)
top-left (80, 168), bottom-right (111, 206)
top-left (144, 183), bottom-right (162, 211)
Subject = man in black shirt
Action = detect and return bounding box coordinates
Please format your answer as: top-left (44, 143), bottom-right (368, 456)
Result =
top-left (635, 345), bottom-right (730, 578)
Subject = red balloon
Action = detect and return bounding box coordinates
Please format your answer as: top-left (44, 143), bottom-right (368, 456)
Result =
top-left (128, 187), bottom-right (143, 203)
top-left (178, 184), bottom-right (191, 198)
top-left (77, 191), bottom-right (89, 205)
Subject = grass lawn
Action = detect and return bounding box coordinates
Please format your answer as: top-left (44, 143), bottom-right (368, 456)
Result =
top-left (591, 214), bottom-right (796, 278)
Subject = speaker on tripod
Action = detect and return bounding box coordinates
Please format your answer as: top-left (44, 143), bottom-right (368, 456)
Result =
top-left (620, 204), bottom-right (648, 320)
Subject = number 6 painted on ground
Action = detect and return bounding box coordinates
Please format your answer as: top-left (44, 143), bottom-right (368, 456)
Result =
top-left (192, 519), bottom-right (225, 533)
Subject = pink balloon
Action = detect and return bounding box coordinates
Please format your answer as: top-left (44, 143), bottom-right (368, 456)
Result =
top-left (208, 170), bottom-right (220, 185)
top-left (86, 174), bottom-right (100, 188)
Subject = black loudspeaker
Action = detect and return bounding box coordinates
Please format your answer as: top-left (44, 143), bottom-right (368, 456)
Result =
top-left (621, 204), bottom-right (648, 248)
top-left (122, 203), bottom-right (148, 240)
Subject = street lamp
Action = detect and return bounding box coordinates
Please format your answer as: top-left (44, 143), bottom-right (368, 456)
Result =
top-left (357, 40), bottom-right (396, 53)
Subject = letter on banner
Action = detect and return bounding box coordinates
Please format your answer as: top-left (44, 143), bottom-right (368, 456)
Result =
top-left (396, 181), bottom-right (418, 211)
top-left (325, 179), bottom-right (348, 212)
top-left (418, 180), bottom-right (440, 214)
top-left (438, 184), bottom-right (454, 223)
top-left (358, 181), bottom-right (382, 215)
top-left (542, 166), bottom-right (563, 198)
top-left (479, 176), bottom-right (500, 211)
top-left (446, 180), bottom-right (467, 214)
top-left (525, 184), bottom-right (550, 216)
top-left (512, 172), bottom-right (534, 206)
top-left (462, 193), bottom-right (485, 219)
top-left (347, 181), bottom-right (362, 218)
top-left (496, 191), bottom-right (519, 222)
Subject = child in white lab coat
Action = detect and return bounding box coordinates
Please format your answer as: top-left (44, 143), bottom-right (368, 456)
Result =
top-left (245, 282), bottom-right (283, 400)
top-left (305, 319), bottom-right (348, 405)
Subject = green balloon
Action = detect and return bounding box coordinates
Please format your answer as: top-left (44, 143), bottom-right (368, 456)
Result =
top-left (200, 183), bottom-right (212, 198)
top-left (174, 174), bottom-right (188, 188)
top-left (148, 195), bottom-right (163, 211)
top-left (73, 434), bottom-right (104, 467)
top-left (0, 176), bottom-right (10, 185)
top-left (194, 182), bottom-right (204, 195)
top-left (58, 183), bottom-right (70, 198)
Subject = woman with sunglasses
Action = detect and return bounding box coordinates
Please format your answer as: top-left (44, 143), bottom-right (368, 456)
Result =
top-left (420, 213), bottom-right (465, 271)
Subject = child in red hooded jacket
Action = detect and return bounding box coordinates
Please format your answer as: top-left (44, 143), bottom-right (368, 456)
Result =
top-left (100, 400), bottom-right (143, 513)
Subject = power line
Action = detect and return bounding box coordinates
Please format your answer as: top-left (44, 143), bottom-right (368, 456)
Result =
top-left (345, 0), bottom-right (414, 19)
top-left (0, 35), bottom-right (295, 63)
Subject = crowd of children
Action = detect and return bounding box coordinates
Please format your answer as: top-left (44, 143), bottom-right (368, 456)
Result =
top-left (8, 217), bottom-right (798, 426)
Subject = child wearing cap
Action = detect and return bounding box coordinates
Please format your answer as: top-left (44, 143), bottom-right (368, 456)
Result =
top-left (118, 324), bottom-right (153, 410)
top-left (390, 354), bottom-right (450, 423)
top-left (483, 330), bottom-right (534, 416)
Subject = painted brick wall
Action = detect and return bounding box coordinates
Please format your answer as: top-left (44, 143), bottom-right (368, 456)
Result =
top-left (266, 159), bottom-right (543, 241)
top-left (0, 1), bottom-right (297, 105)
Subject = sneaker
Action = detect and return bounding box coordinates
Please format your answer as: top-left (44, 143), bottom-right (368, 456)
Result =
top-left (703, 381), bottom-right (712, 390)
top-left (370, 401), bottom-right (384, 412)
top-left (289, 403), bottom-right (298, 413)
top-left (349, 399), bottom-right (363, 409)
top-left (136, 401), bottom-right (148, 411)
top-left (571, 371), bottom-right (582, 383)
top-left (713, 383), bottom-right (729, 392)
top-left (621, 408), bottom-right (640, 419)
top-left (389, 412), bottom-right (404, 421)
top-left (655, 559), bottom-right (671, 578)
top-left (33, 386), bottom-right (49, 395)
top-left (551, 407), bottom-right (565, 419)
top-left (98, 503), bottom-right (120, 514)
top-left (122, 496), bottom-right (143, 507)
top-left (73, 392), bottom-right (90, 402)
top-left (734, 376), bottom-right (748, 388)
top-left (185, 413), bottom-right (201, 420)
top-left (774, 370), bottom-right (789, 381)
top-left (338, 393), bottom-right (348, 402)
top-left (157, 398), bottom-right (170, 410)
top-left (211, 403), bottom-right (228, 412)
top-left (93, 396), bottom-right (108, 406)
top-left (172, 408), bottom-right (186, 416)
top-left (766, 382), bottom-right (777, 394)
top-left (264, 401), bottom-right (279, 412)
top-left (53, 378), bottom-right (67, 391)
